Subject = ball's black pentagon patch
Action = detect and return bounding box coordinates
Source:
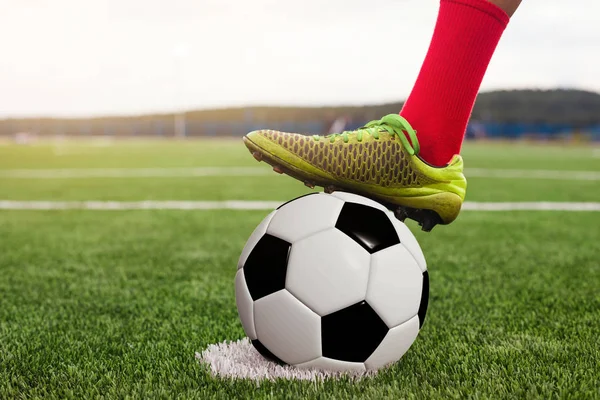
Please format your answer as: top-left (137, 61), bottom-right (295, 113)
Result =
top-left (277, 192), bottom-right (318, 210)
top-left (321, 301), bottom-right (389, 362)
top-left (243, 234), bottom-right (291, 301)
top-left (335, 202), bottom-right (400, 254)
top-left (251, 339), bottom-right (285, 365)
top-left (418, 271), bottom-right (429, 328)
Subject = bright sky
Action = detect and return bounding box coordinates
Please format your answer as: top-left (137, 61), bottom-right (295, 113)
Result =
top-left (0, 0), bottom-right (598, 117)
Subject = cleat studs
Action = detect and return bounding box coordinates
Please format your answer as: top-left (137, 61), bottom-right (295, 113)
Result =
top-left (421, 222), bottom-right (434, 232)
top-left (304, 181), bottom-right (315, 189)
top-left (324, 185), bottom-right (336, 194)
top-left (419, 211), bottom-right (443, 232)
top-left (252, 151), bottom-right (263, 162)
top-left (273, 165), bottom-right (284, 174)
top-left (394, 207), bottom-right (443, 232)
top-left (394, 208), bottom-right (408, 222)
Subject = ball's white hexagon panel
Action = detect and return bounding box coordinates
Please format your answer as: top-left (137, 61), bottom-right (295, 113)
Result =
top-left (238, 210), bottom-right (276, 270)
top-left (254, 289), bottom-right (321, 365)
top-left (266, 193), bottom-right (344, 243)
top-left (389, 213), bottom-right (427, 272)
top-left (234, 269), bottom-right (257, 340)
top-left (330, 191), bottom-right (387, 212)
top-left (364, 315), bottom-right (420, 370)
top-left (296, 357), bottom-right (366, 373)
top-left (286, 228), bottom-right (371, 316)
top-left (366, 244), bottom-right (423, 328)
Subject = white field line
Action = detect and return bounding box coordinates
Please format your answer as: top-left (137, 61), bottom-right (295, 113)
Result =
top-left (0, 200), bottom-right (283, 210)
top-left (0, 167), bottom-right (599, 181)
top-left (462, 202), bottom-right (600, 211)
top-left (0, 200), bottom-right (599, 211)
top-left (0, 167), bottom-right (271, 178)
top-left (466, 168), bottom-right (600, 181)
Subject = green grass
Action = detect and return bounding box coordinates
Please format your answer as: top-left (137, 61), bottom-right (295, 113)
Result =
top-left (0, 139), bottom-right (597, 170)
top-left (0, 139), bottom-right (599, 399)
top-left (0, 140), bottom-right (599, 203)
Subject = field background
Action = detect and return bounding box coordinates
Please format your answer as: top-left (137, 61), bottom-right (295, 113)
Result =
top-left (1, 139), bottom-right (599, 399)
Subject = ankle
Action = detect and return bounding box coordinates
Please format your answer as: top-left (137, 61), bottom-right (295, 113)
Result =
top-left (485, 0), bottom-right (522, 17)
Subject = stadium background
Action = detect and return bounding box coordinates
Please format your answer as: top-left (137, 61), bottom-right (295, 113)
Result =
top-left (1, 89), bottom-right (599, 398)
top-left (2, 89), bottom-right (600, 141)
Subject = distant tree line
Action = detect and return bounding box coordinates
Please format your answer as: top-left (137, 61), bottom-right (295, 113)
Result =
top-left (1, 89), bottom-right (599, 137)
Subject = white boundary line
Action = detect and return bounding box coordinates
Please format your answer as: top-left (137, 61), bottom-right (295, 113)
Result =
top-left (0, 200), bottom-right (599, 211)
top-left (466, 168), bottom-right (600, 181)
top-left (462, 202), bottom-right (600, 211)
top-left (0, 200), bottom-right (283, 210)
top-left (0, 167), bottom-right (599, 181)
top-left (0, 167), bottom-right (271, 178)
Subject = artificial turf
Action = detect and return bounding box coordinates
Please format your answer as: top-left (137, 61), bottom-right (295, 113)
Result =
top-left (0, 140), bottom-right (599, 399)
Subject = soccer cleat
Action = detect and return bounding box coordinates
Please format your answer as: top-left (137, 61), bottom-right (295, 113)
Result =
top-left (243, 114), bottom-right (467, 231)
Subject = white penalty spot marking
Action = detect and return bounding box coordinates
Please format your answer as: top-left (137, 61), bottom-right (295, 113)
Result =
top-left (197, 337), bottom-right (376, 381)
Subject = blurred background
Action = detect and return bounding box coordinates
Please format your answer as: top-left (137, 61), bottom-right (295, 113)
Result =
top-left (1, 0), bottom-right (599, 141)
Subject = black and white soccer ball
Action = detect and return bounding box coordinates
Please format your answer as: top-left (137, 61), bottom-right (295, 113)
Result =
top-left (235, 192), bottom-right (429, 372)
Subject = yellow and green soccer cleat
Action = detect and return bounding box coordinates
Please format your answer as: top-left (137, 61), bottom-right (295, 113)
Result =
top-left (243, 114), bottom-right (467, 231)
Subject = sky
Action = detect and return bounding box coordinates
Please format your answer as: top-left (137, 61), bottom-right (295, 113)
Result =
top-left (0, 0), bottom-right (598, 117)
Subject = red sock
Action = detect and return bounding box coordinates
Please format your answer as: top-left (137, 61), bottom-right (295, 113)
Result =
top-left (400, 0), bottom-right (509, 166)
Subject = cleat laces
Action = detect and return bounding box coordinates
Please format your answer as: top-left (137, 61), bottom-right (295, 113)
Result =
top-left (312, 114), bottom-right (420, 156)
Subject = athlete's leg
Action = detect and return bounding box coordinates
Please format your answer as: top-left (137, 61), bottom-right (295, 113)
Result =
top-left (242, 0), bottom-right (526, 230)
top-left (400, 0), bottom-right (522, 166)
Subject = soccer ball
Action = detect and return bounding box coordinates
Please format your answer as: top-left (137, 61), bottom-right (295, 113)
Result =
top-left (235, 192), bottom-right (429, 372)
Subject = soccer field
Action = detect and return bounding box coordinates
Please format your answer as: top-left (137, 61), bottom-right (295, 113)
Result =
top-left (1, 139), bottom-right (599, 399)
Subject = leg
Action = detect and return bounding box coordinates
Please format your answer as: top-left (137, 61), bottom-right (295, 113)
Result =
top-left (400, 0), bottom-right (522, 166)
top-left (242, 0), bottom-right (525, 230)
